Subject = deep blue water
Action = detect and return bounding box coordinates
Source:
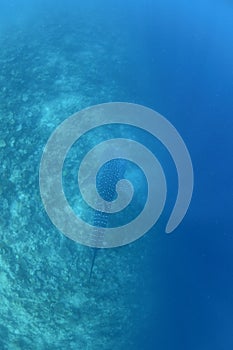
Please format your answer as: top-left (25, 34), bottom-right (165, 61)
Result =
top-left (0, 0), bottom-right (232, 349)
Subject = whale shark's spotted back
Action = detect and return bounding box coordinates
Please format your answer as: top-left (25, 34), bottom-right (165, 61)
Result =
top-left (94, 159), bottom-right (126, 224)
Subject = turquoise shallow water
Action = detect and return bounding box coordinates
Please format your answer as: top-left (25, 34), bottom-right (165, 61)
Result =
top-left (0, 4), bottom-right (146, 349)
top-left (0, 1), bottom-right (233, 349)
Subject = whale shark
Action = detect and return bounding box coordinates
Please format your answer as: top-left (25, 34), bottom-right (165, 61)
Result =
top-left (89, 158), bottom-right (127, 282)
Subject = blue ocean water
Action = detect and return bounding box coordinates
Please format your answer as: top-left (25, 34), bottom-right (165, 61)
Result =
top-left (0, 0), bottom-right (232, 349)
